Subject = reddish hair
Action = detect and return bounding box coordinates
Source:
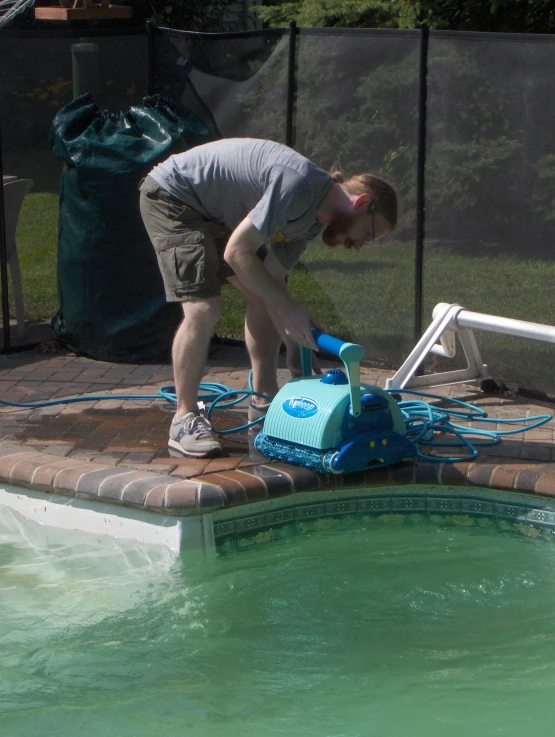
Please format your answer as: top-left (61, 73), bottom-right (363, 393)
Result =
top-left (330, 170), bottom-right (397, 228)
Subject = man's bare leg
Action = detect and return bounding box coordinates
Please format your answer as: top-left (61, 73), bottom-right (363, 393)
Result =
top-left (228, 277), bottom-right (281, 402)
top-left (245, 299), bottom-right (282, 400)
top-left (282, 334), bottom-right (322, 378)
top-left (167, 297), bottom-right (224, 458)
top-left (173, 297), bottom-right (222, 418)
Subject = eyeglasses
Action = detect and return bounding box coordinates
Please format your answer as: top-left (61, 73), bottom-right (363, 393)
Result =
top-left (365, 209), bottom-right (375, 243)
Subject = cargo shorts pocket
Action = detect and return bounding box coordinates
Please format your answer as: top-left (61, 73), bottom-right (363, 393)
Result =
top-left (154, 232), bottom-right (206, 291)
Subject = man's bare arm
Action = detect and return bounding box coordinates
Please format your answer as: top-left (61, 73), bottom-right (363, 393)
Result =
top-left (224, 217), bottom-right (318, 350)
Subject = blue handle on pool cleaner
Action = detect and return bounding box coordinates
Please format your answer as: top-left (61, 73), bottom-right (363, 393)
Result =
top-left (298, 331), bottom-right (351, 378)
top-left (311, 329), bottom-right (365, 417)
top-left (300, 331), bottom-right (347, 377)
top-left (312, 330), bottom-right (345, 356)
top-left (301, 331), bottom-right (364, 375)
top-left (312, 329), bottom-right (365, 364)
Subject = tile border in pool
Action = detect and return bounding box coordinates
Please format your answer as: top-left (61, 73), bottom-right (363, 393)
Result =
top-left (212, 485), bottom-right (555, 544)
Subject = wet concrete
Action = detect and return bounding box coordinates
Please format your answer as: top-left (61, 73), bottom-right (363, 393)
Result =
top-left (13, 404), bottom-right (255, 459)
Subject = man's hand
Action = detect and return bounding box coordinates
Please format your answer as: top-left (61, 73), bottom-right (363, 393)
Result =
top-left (274, 302), bottom-right (319, 351)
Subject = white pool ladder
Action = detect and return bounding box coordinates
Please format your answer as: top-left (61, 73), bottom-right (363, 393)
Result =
top-left (386, 302), bottom-right (555, 391)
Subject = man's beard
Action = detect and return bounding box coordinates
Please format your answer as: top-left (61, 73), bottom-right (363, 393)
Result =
top-left (321, 211), bottom-right (358, 247)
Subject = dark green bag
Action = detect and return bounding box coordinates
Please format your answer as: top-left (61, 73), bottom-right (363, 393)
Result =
top-left (50, 93), bottom-right (211, 362)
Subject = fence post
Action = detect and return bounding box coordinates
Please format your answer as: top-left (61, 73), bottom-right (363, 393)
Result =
top-left (285, 19), bottom-right (297, 147)
top-left (71, 41), bottom-right (101, 101)
top-left (414, 23), bottom-right (429, 342)
top-left (0, 120), bottom-right (11, 353)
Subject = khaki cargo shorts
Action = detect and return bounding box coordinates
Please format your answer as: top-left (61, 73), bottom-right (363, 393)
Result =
top-left (139, 176), bottom-right (266, 302)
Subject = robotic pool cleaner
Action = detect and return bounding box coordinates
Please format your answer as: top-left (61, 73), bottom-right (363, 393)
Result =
top-left (254, 330), bottom-right (417, 474)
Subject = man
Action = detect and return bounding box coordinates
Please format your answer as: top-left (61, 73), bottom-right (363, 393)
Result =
top-left (139, 138), bottom-right (397, 458)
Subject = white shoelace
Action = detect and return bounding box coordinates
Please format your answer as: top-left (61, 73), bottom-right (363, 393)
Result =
top-left (186, 414), bottom-right (214, 439)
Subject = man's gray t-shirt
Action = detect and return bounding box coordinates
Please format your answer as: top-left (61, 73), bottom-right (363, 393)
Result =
top-left (148, 138), bottom-right (333, 268)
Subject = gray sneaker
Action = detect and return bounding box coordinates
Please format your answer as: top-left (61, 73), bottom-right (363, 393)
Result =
top-left (168, 412), bottom-right (221, 458)
top-left (247, 400), bottom-right (271, 426)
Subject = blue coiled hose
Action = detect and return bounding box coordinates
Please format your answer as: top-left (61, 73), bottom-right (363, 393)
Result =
top-left (0, 379), bottom-right (270, 434)
top-left (394, 388), bottom-right (551, 462)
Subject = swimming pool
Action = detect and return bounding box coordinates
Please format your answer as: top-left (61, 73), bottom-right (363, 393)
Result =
top-left (2, 488), bottom-right (555, 736)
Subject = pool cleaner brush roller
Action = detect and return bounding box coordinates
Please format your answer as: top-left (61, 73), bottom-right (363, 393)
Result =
top-left (254, 330), bottom-right (417, 474)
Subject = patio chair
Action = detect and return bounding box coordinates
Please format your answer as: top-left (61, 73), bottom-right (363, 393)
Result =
top-left (2, 178), bottom-right (33, 336)
top-left (0, 0), bottom-right (36, 30)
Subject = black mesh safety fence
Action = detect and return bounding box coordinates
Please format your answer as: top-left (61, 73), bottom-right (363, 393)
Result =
top-left (423, 31), bottom-right (555, 393)
top-left (0, 27), bottom-right (149, 350)
top-left (0, 29), bottom-right (148, 152)
top-left (151, 27), bottom-right (422, 370)
top-left (2, 23), bottom-right (555, 393)
top-left (293, 29), bottom-right (421, 368)
top-left (149, 27), bottom-right (289, 141)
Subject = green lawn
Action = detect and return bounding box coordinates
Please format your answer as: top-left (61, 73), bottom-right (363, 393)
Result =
top-left (5, 147), bottom-right (555, 390)
top-left (3, 148), bottom-right (61, 319)
top-left (10, 191), bottom-right (59, 318)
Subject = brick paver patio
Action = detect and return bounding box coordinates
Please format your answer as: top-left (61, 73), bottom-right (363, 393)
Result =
top-left (0, 337), bottom-right (554, 514)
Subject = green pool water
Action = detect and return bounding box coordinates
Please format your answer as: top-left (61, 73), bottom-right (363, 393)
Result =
top-left (2, 509), bottom-right (555, 737)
